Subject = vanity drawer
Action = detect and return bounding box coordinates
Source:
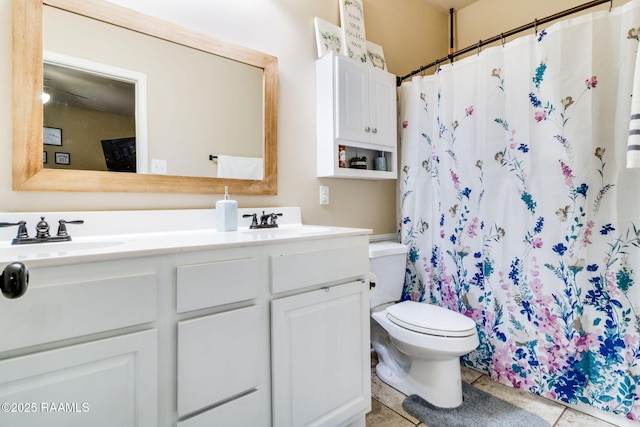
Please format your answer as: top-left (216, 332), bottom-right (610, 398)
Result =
top-left (176, 257), bottom-right (263, 313)
top-left (0, 268), bottom-right (157, 353)
top-left (177, 306), bottom-right (260, 417)
top-left (271, 240), bottom-right (369, 294)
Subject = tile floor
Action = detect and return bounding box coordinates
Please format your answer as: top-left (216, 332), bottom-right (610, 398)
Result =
top-left (366, 353), bottom-right (617, 427)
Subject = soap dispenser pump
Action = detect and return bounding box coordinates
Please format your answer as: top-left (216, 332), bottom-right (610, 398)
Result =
top-left (215, 186), bottom-right (238, 232)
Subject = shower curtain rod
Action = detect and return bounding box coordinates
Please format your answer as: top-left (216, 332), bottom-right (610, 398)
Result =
top-left (397, 0), bottom-right (612, 86)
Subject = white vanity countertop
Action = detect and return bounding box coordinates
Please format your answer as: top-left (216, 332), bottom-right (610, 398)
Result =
top-left (0, 208), bottom-right (371, 267)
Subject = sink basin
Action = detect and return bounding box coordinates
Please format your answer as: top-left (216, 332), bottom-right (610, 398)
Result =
top-left (0, 240), bottom-right (125, 258)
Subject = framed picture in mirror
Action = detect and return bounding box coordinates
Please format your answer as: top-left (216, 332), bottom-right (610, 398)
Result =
top-left (43, 126), bottom-right (62, 146)
top-left (55, 152), bottom-right (70, 165)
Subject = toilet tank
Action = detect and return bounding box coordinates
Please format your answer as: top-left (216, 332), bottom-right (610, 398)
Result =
top-left (369, 241), bottom-right (409, 308)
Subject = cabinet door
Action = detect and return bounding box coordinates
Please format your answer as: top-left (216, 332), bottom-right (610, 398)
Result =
top-left (272, 281), bottom-right (371, 427)
top-left (0, 330), bottom-right (157, 427)
top-left (369, 69), bottom-right (397, 148)
top-left (335, 56), bottom-right (369, 144)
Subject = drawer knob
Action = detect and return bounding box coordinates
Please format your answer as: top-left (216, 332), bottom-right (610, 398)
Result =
top-left (1, 262), bottom-right (29, 299)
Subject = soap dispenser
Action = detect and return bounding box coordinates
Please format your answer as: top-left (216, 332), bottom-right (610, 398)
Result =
top-left (216, 186), bottom-right (238, 232)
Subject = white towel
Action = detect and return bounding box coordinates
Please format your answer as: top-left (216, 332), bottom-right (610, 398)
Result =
top-left (216, 155), bottom-right (264, 180)
top-left (627, 44), bottom-right (640, 168)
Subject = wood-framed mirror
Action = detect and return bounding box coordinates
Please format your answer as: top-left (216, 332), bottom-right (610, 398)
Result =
top-left (12, 0), bottom-right (278, 195)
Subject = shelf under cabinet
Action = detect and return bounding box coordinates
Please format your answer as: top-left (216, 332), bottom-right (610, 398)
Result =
top-left (319, 168), bottom-right (397, 180)
top-left (317, 143), bottom-right (397, 179)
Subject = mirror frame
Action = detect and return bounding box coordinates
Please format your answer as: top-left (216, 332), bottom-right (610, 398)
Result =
top-left (12, 0), bottom-right (278, 195)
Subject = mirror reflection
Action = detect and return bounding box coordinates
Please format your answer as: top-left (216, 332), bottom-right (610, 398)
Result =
top-left (43, 60), bottom-right (138, 172)
top-left (12, 0), bottom-right (277, 195)
top-left (43, 4), bottom-right (264, 179)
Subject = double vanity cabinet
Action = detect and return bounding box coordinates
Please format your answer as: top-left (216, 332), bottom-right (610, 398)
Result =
top-left (0, 209), bottom-right (371, 427)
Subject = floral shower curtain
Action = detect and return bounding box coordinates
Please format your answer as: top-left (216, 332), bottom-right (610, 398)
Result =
top-left (398, 0), bottom-right (640, 420)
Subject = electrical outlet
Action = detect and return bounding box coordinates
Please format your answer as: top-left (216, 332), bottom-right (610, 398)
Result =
top-left (320, 185), bottom-right (330, 205)
top-left (151, 159), bottom-right (167, 175)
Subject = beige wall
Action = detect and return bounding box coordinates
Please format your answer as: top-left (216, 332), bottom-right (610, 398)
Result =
top-left (456, 0), bottom-right (627, 50)
top-left (1, 0), bottom-right (446, 234)
top-left (44, 104), bottom-right (135, 171)
top-left (365, 0), bottom-right (448, 77)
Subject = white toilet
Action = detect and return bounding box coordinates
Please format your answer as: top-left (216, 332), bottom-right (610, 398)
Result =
top-left (369, 241), bottom-right (479, 408)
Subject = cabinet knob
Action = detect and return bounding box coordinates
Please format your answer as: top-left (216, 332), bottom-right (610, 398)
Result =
top-left (364, 127), bottom-right (371, 132)
top-left (372, 128), bottom-right (378, 134)
top-left (1, 262), bottom-right (29, 299)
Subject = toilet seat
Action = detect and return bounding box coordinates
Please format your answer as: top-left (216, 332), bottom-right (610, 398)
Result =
top-left (386, 301), bottom-right (477, 337)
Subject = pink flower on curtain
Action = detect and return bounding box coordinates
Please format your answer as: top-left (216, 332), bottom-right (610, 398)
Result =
top-left (402, 120), bottom-right (409, 129)
top-left (559, 160), bottom-right (574, 186)
top-left (467, 217), bottom-right (479, 237)
top-left (585, 76), bottom-right (598, 89)
top-left (581, 220), bottom-right (595, 246)
top-left (532, 237), bottom-right (543, 248)
top-left (465, 106), bottom-right (474, 116)
top-left (465, 307), bottom-right (483, 321)
top-left (534, 110), bottom-right (547, 122)
top-left (450, 170), bottom-right (461, 190)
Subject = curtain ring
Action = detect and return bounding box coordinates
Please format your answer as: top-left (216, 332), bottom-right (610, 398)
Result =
top-left (477, 40), bottom-right (482, 56)
top-left (501, 33), bottom-right (505, 47)
top-left (534, 19), bottom-right (538, 35)
top-left (609, 0), bottom-right (613, 12)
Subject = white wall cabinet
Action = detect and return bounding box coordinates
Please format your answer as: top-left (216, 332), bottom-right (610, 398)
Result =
top-left (0, 232), bottom-right (370, 427)
top-left (335, 57), bottom-right (396, 148)
top-left (317, 51), bottom-right (398, 179)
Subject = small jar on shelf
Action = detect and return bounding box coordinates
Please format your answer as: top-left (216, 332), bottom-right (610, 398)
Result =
top-left (338, 145), bottom-right (346, 168)
top-left (349, 155), bottom-right (367, 169)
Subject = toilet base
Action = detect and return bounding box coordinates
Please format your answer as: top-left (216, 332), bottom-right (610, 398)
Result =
top-left (376, 357), bottom-right (464, 408)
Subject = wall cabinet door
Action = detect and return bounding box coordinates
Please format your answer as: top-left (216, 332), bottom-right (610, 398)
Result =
top-left (335, 55), bottom-right (396, 148)
top-left (271, 280), bottom-right (371, 427)
top-left (368, 68), bottom-right (396, 148)
top-left (335, 57), bottom-right (370, 144)
top-left (0, 330), bottom-right (157, 427)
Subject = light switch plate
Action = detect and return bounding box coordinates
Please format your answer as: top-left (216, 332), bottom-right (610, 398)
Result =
top-left (151, 159), bottom-right (167, 174)
top-left (320, 185), bottom-right (329, 205)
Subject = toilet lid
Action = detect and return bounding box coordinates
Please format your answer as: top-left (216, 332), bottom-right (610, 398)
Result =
top-left (386, 301), bottom-right (477, 337)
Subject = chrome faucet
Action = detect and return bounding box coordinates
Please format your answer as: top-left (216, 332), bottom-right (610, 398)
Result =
top-left (0, 217), bottom-right (84, 244)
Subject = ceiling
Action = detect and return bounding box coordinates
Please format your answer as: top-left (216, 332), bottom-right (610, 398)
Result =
top-left (423, 0), bottom-right (479, 13)
top-left (43, 63), bottom-right (135, 116)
